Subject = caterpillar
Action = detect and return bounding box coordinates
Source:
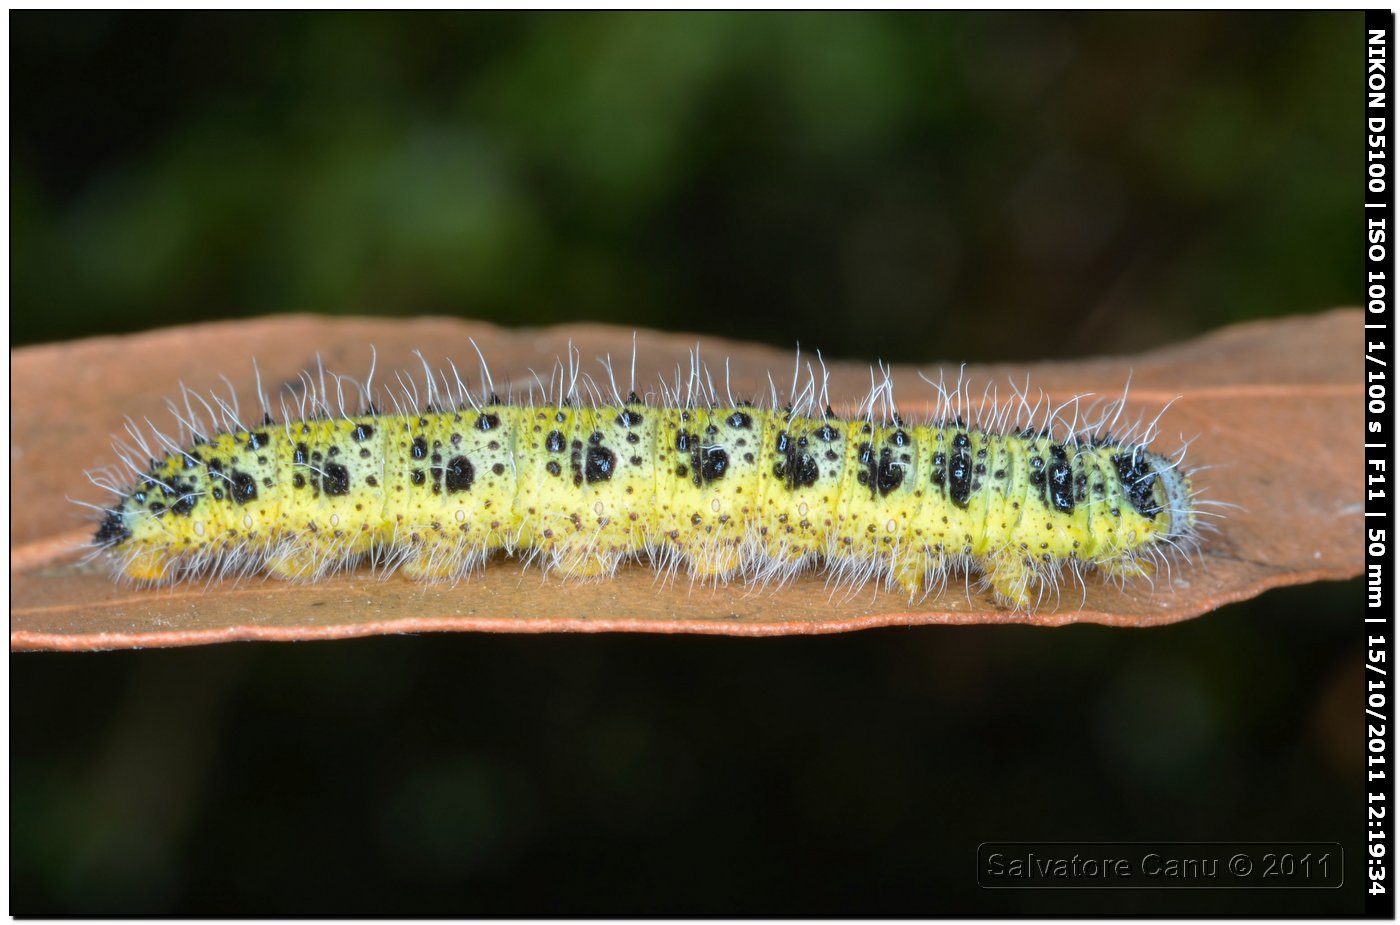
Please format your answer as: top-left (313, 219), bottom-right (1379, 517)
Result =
top-left (84, 345), bottom-right (1202, 611)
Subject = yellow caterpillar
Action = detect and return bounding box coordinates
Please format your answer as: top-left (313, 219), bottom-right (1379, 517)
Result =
top-left (86, 349), bottom-right (1201, 610)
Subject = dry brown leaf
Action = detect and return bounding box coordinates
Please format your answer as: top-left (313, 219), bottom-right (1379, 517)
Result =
top-left (12, 310), bottom-right (1362, 650)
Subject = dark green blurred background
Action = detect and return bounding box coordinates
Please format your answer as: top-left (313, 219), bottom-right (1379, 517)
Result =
top-left (13, 10), bottom-right (1355, 361)
top-left (12, 10), bottom-right (1364, 914)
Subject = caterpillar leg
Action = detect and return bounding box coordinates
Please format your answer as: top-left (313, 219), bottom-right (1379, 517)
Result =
top-left (401, 551), bottom-right (462, 580)
top-left (1097, 557), bottom-right (1154, 582)
top-left (982, 554), bottom-right (1033, 610)
top-left (891, 551), bottom-right (934, 600)
top-left (266, 546), bottom-right (326, 580)
top-left (266, 533), bottom-right (372, 580)
top-left (119, 548), bottom-right (177, 583)
top-left (397, 533), bottom-right (494, 580)
top-left (401, 562), bottom-right (444, 580)
top-left (546, 545), bottom-right (622, 578)
top-left (687, 542), bottom-right (742, 580)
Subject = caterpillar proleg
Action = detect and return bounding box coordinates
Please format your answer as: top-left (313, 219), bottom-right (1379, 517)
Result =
top-left (85, 345), bottom-right (1203, 611)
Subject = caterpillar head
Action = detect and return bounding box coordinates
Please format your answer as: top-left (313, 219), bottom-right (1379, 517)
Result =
top-left (93, 505), bottom-right (134, 548)
top-left (90, 478), bottom-right (190, 583)
top-left (91, 495), bottom-right (177, 583)
top-left (90, 439), bottom-right (228, 582)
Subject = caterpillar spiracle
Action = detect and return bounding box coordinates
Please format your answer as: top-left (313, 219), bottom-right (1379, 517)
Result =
top-left (85, 344), bottom-right (1203, 611)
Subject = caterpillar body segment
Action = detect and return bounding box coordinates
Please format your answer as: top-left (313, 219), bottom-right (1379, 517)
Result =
top-left (89, 356), bottom-right (1200, 611)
